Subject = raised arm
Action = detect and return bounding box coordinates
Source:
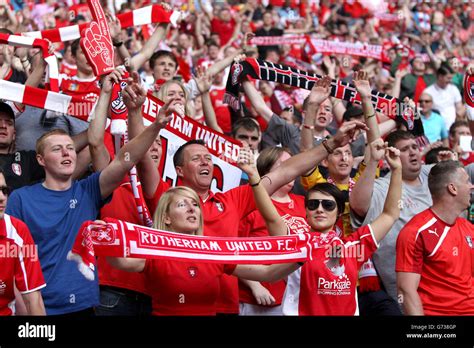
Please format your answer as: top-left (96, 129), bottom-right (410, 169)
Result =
top-left (129, 4), bottom-right (171, 71)
top-left (207, 48), bottom-right (244, 78)
top-left (233, 262), bottom-right (301, 282)
top-left (397, 272), bottom-right (424, 315)
top-left (353, 70), bottom-right (380, 143)
top-left (300, 75), bottom-right (331, 152)
top-left (195, 67), bottom-right (223, 133)
top-left (242, 79), bottom-right (274, 123)
top-left (88, 69), bottom-right (125, 171)
top-left (237, 146), bottom-right (288, 236)
top-left (350, 138), bottom-right (385, 218)
top-left (263, 120), bottom-right (369, 195)
top-left (368, 145), bottom-right (402, 242)
top-left (99, 79), bottom-right (175, 199)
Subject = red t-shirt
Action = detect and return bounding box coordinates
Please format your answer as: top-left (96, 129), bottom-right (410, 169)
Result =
top-left (59, 61), bottom-right (77, 77)
top-left (238, 194), bottom-right (309, 306)
top-left (60, 74), bottom-right (100, 102)
top-left (211, 18), bottom-right (236, 46)
top-left (282, 225), bottom-right (378, 315)
top-left (0, 215), bottom-right (46, 316)
top-left (459, 152), bottom-right (474, 166)
top-left (98, 182), bottom-right (150, 296)
top-left (209, 88), bottom-right (232, 134)
top-left (396, 209), bottom-right (474, 315)
top-left (148, 180), bottom-right (257, 313)
top-left (143, 259), bottom-right (236, 315)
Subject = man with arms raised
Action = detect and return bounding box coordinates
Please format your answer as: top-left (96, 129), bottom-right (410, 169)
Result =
top-left (5, 70), bottom-right (176, 316)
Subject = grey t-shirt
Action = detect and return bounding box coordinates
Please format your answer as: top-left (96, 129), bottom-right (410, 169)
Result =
top-left (351, 165), bottom-right (434, 301)
top-left (262, 113), bottom-right (301, 154)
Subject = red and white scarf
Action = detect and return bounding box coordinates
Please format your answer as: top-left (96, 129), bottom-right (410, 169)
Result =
top-left (21, 5), bottom-right (180, 43)
top-left (67, 218), bottom-right (316, 281)
top-left (0, 33), bottom-right (59, 92)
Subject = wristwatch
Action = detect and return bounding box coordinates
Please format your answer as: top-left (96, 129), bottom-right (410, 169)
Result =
top-left (113, 41), bottom-right (124, 47)
top-left (322, 136), bottom-right (334, 154)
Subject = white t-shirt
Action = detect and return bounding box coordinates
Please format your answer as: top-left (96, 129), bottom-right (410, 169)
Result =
top-left (423, 83), bottom-right (462, 129)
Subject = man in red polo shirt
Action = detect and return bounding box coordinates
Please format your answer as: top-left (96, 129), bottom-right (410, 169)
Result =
top-left (125, 74), bottom-right (368, 314)
top-left (396, 160), bottom-right (474, 315)
top-left (0, 169), bottom-right (45, 316)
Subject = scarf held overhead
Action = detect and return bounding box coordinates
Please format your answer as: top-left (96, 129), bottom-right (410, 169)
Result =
top-left (21, 5), bottom-right (180, 43)
top-left (67, 218), bottom-right (319, 281)
top-left (225, 58), bottom-right (426, 142)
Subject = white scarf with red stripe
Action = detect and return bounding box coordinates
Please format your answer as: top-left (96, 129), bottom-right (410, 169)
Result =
top-left (0, 33), bottom-right (59, 92)
top-left (21, 5), bottom-right (180, 42)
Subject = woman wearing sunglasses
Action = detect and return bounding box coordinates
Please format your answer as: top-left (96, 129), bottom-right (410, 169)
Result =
top-left (280, 141), bottom-right (403, 315)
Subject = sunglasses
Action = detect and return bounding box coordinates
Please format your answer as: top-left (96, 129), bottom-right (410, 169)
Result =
top-left (306, 199), bottom-right (337, 211)
top-left (0, 186), bottom-right (10, 196)
top-left (419, 100), bottom-right (432, 103)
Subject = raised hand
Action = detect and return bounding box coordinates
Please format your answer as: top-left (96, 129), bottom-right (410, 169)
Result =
top-left (306, 75), bottom-right (332, 108)
top-left (369, 138), bottom-right (386, 163)
top-left (438, 150), bottom-right (458, 162)
top-left (155, 98), bottom-right (177, 129)
top-left (100, 67), bottom-right (126, 94)
top-left (353, 70), bottom-right (372, 99)
top-left (194, 65), bottom-right (213, 94)
top-left (331, 120), bottom-right (369, 149)
top-left (385, 146), bottom-right (402, 171)
top-left (236, 146), bottom-right (258, 179)
top-left (122, 71), bottom-right (146, 110)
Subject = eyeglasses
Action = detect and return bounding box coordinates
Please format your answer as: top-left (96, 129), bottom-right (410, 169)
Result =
top-left (0, 186), bottom-right (10, 196)
top-left (419, 100), bottom-right (432, 104)
top-left (306, 199), bottom-right (337, 211)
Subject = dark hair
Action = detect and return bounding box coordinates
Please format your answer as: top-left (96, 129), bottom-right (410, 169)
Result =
top-left (71, 39), bottom-right (81, 57)
top-left (173, 139), bottom-right (206, 167)
top-left (385, 130), bottom-right (415, 148)
top-left (428, 160), bottom-right (464, 199)
top-left (206, 40), bottom-right (219, 48)
top-left (232, 117), bottom-right (261, 137)
top-left (436, 63), bottom-right (454, 77)
top-left (305, 183), bottom-right (346, 217)
top-left (424, 147), bottom-right (452, 165)
top-left (343, 106), bottom-right (363, 122)
top-left (0, 28), bottom-right (13, 35)
top-left (257, 146), bottom-right (292, 177)
top-left (149, 50), bottom-right (178, 70)
top-left (449, 120), bottom-right (470, 136)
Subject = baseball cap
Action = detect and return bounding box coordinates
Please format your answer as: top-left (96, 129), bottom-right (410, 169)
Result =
top-left (0, 102), bottom-right (15, 120)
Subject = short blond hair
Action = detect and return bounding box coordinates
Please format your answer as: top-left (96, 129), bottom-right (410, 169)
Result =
top-left (35, 129), bottom-right (71, 155)
top-left (153, 186), bottom-right (203, 235)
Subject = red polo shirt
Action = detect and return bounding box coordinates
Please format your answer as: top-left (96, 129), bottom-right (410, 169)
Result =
top-left (148, 180), bottom-right (256, 313)
top-left (0, 214), bottom-right (45, 316)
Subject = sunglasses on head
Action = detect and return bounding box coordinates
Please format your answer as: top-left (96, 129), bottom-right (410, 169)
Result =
top-left (306, 199), bottom-right (337, 211)
top-left (0, 186), bottom-right (10, 196)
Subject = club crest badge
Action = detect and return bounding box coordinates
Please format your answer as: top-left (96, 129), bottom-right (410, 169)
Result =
top-left (215, 202), bottom-right (224, 212)
top-left (91, 225), bottom-right (115, 244)
top-left (466, 236), bottom-right (473, 249)
top-left (231, 63), bottom-right (243, 86)
top-left (11, 163), bottom-right (21, 176)
top-left (188, 267), bottom-right (198, 278)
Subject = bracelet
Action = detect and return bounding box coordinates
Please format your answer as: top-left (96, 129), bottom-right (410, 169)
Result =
top-left (113, 41), bottom-right (124, 47)
top-left (322, 139), bottom-right (334, 154)
top-left (365, 112), bottom-right (376, 119)
top-left (250, 178), bottom-right (261, 187)
top-left (297, 262), bottom-right (304, 266)
top-left (303, 124), bottom-right (314, 130)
